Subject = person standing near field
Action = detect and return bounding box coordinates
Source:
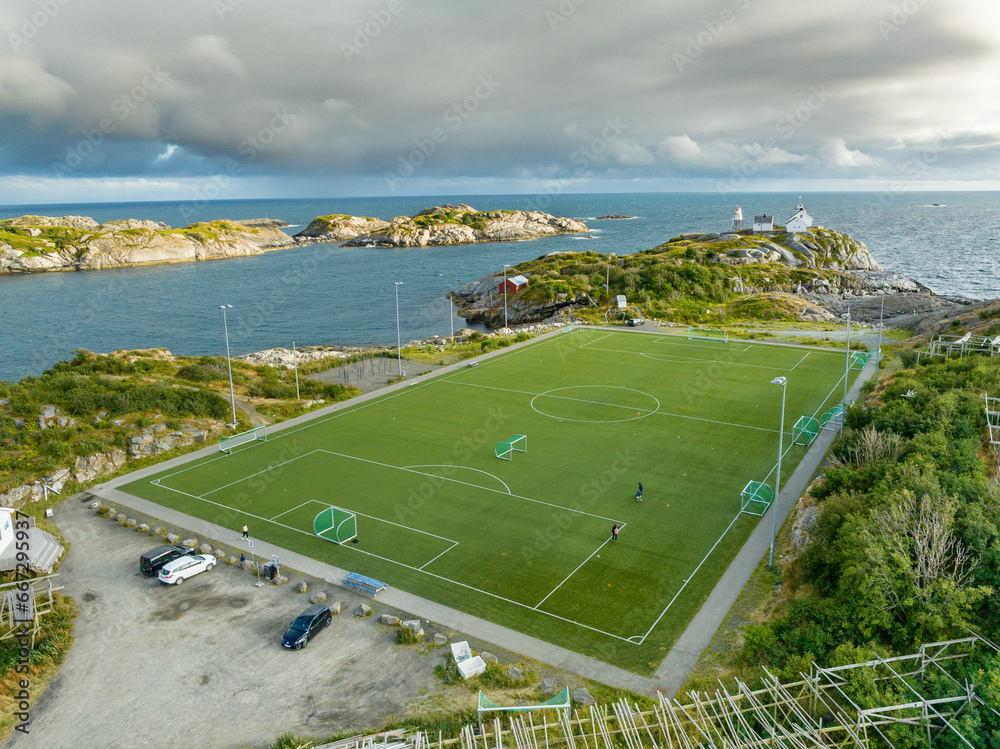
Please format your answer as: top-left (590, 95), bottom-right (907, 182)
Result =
top-left (611, 523), bottom-right (620, 541)
top-left (635, 483), bottom-right (643, 502)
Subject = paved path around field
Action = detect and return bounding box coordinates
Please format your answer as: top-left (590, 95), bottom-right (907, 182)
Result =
top-left (651, 356), bottom-right (877, 695)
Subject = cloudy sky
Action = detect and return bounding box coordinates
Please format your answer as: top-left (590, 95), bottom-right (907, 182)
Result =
top-left (1, 0), bottom-right (998, 204)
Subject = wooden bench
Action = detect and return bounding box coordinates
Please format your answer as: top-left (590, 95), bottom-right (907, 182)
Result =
top-left (342, 572), bottom-right (387, 598)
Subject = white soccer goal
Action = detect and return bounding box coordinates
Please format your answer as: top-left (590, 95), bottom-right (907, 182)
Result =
top-left (495, 434), bottom-right (527, 461)
top-left (562, 322), bottom-right (580, 334)
top-left (218, 425), bottom-right (267, 454)
top-left (688, 327), bottom-right (728, 343)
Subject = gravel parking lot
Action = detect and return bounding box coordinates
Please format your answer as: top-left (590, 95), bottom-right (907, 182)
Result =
top-left (6, 496), bottom-right (441, 749)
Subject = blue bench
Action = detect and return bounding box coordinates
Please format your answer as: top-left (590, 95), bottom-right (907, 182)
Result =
top-left (342, 572), bottom-right (387, 598)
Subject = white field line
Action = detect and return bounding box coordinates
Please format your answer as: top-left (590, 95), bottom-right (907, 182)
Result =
top-left (269, 499), bottom-right (316, 521)
top-left (790, 352), bottom-right (810, 371)
top-left (654, 336), bottom-right (752, 352)
top-left (200, 451), bottom-right (320, 496)
top-left (636, 512), bottom-right (743, 643)
top-left (419, 541), bottom-right (460, 570)
top-left (316, 449), bottom-right (621, 523)
top-left (578, 332), bottom-right (615, 348)
top-left (637, 351), bottom-right (787, 370)
top-left (451, 380), bottom-right (779, 433)
top-left (533, 522), bottom-right (628, 610)
top-left (403, 464), bottom-right (512, 494)
top-left (150, 477), bottom-right (637, 643)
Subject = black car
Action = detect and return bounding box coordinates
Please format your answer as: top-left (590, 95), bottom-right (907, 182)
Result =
top-left (139, 544), bottom-right (197, 576)
top-left (281, 604), bottom-right (332, 649)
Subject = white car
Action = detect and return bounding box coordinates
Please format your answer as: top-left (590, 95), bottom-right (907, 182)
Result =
top-left (158, 553), bottom-right (216, 585)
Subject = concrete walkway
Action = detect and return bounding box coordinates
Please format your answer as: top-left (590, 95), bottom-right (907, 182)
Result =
top-left (90, 326), bottom-right (875, 695)
top-left (652, 356), bottom-right (876, 695)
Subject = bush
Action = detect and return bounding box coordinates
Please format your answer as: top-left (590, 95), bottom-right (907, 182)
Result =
top-left (898, 349), bottom-right (919, 368)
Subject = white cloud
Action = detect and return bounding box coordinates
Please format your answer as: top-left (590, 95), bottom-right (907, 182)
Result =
top-left (0, 58), bottom-right (75, 124)
top-left (818, 138), bottom-right (876, 167)
top-left (656, 135), bottom-right (703, 164)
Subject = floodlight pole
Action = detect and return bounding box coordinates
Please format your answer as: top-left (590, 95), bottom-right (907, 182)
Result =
top-left (394, 282), bottom-right (404, 376)
top-left (293, 341), bottom-right (300, 401)
top-left (875, 285), bottom-right (885, 384)
top-left (503, 264), bottom-right (511, 343)
top-left (769, 376), bottom-right (787, 568)
top-left (842, 309), bottom-right (851, 436)
top-left (219, 304), bottom-right (237, 429)
top-left (448, 296), bottom-right (454, 341)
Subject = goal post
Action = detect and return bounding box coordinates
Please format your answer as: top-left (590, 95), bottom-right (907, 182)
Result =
top-left (313, 505), bottom-right (357, 544)
top-left (219, 425), bottom-right (267, 454)
top-left (562, 322), bottom-right (580, 334)
top-left (792, 415), bottom-right (819, 446)
top-left (687, 327), bottom-right (728, 343)
top-left (850, 351), bottom-right (871, 370)
top-left (495, 434), bottom-right (527, 461)
top-left (740, 480), bottom-right (774, 516)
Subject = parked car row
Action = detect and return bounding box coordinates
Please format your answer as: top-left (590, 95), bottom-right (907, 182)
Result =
top-left (139, 544), bottom-right (334, 648)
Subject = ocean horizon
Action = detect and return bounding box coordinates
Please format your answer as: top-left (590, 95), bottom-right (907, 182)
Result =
top-left (1, 191), bottom-right (997, 382)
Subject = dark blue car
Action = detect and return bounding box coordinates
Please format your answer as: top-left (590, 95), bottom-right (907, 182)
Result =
top-left (281, 604), bottom-right (332, 649)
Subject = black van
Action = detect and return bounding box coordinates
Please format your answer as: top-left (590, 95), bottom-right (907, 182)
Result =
top-left (140, 544), bottom-right (196, 576)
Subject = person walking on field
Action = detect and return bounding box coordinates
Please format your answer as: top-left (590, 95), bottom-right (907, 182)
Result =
top-left (611, 523), bottom-right (620, 542)
top-left (635, 483), bottom-right (643, 502)
top-left (242, 523), bottom-right (249, 539)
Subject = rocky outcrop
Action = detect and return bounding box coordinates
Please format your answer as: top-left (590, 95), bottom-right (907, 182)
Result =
top-left (451, 269), bottom-right (593, 328)
top-left (341, 204), bottom-right (587, 247)
top-left (0, 216), bottom-right (296, 275)
top-left (294, 214), bottom-right (389, 242)
top-left (670, 228), bottom-right (882, 272)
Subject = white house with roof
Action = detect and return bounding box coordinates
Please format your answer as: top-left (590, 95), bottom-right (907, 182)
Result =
top-left (752, 215), bottom-right (773, 232)
top-left (0, 507), bottom-right (64, 575)
top-left (786, 203), bottom-right (813, 233)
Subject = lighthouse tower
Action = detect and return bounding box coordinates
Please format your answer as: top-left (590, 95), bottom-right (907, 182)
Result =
top-left (732, 205), bottom-right (744, 232)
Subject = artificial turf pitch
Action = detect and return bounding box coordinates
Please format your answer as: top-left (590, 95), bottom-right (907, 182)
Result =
top-left (122, 328), bottom-right (858, 675)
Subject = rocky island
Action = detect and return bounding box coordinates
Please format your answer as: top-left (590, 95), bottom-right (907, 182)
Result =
top-left (450, 225), bottom-right (976, 328)
top-left (0, 215), bottom-right (294, 274)
top-left (294, 204), bottom-right (587, 247)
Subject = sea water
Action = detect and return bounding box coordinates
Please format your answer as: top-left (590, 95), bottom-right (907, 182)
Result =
top-left (0, 192), bottom-right (997, 381)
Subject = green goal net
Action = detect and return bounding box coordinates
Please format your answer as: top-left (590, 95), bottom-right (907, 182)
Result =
top-left (495, 434), bottom-right (527, 461)
top-left (218, 425), bottom-right (267, 454)
top-left (313, 505), bottom-right (357, 544)
top-left (562, 322), bottom-right (580, 333)
top-left (850, 351), bottom-right (871, 369)
top-left (687, 327), bottom-right (728, 342)
top-left (792, 415), bottom-right (819, 446)
top-left (741, 480), bottom-right (774, 516)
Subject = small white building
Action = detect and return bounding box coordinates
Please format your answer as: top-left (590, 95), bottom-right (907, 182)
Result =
top-left (786, 203), bottom-right (813, 233)
top-left (0, 507), bottom-right (64, 575)
top-left (752, 215), bottom-right (773, 232)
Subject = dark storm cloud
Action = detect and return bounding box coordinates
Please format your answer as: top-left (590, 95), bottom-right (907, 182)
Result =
top-left (1, 0), bottom-right (998, 199)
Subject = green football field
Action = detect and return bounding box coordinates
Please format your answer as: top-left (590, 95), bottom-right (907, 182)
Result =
top-left (122, 328), bottom-right (858, 675)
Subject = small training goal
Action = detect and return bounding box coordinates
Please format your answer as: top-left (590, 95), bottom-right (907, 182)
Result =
top-left (313, 505), bottom-right (358, 544)
top-left (741, 480), bottom-right (774, 516)
top-left (850, 351), bottom-right (871, 370)
top-left (495, 434), bottom-right (527, 461)
top-left (792, 415), bottom-right (820, 446)
top-left (218, 425), bottom-right (267, 454)
top-left (562, 322), bottom-right (580, 333)
top-left (688, 327), bottom-right (728, 343)
top-left (477, 688), bottom-right (571, 728)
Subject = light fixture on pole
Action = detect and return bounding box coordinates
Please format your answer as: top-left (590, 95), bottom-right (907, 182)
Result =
top-left (768, 375), bottom-right (787, 568)
top-left (394, 282), bottom-right (404, 376)
top-left (292, 341), bottom-right (300, 401)
top-left (842, 309), bottom-right (851, 436)
top-left (503, 264), bottom-right (511, 343)
top-left (219, 304), bottom-right (237, 428)
top-left (875, 285), bottom-right (886, 383)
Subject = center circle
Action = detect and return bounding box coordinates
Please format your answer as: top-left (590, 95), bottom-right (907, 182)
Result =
top-left (530, 386), bottom-right (660, 423)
